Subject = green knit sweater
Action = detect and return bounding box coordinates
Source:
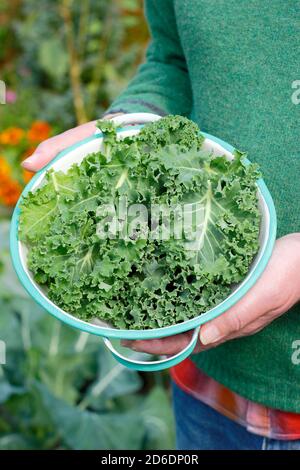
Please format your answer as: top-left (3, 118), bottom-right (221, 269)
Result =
top-left (108, 0), bottom-right (300, 412)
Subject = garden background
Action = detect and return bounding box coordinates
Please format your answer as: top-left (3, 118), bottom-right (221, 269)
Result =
top-left (0, 0), bottom-right (175, 450)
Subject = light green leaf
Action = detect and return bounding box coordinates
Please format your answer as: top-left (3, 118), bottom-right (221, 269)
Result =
top-left (38, 39), bottom-right (68, 80)
top-left (141, 386), bottom-right (175, 450)
top-left (33, 382), bottom-right (144, 450)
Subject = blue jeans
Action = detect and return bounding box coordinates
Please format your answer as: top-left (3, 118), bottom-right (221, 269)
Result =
top-left (172, 382), bottom-right (300, 450)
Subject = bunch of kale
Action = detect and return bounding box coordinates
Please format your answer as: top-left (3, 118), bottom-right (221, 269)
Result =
top-left (19, 116), bottom-right (260, 329)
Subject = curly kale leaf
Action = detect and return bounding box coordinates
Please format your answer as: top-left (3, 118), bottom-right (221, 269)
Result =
top-left (137, 115), bottom-right (204, 153)
top-left (19, 116), bottom-right (261, 329)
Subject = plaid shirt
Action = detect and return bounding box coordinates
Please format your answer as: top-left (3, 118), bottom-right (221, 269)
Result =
top-left (171, 359), bottom-right (300, 440)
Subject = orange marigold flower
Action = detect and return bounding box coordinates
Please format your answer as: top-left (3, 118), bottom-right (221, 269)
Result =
top-left (0, 156), bottom-right (11, 178)
top-left (23, 168), bottom-right (34, 183)
top-left (2, 191), bottom-right (21, 206)
top-left (0, 127), bottom-right (25, 146)
top-left (27, 121), bottom-right (51, 143)
top-left (0, 156), bottom-right (22, 207)
top-left (0, 179), bottom-right (22, 206)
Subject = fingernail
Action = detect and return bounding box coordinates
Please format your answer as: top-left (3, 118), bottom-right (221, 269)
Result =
top-left (22, 149), bottom-right (44, 167)
top-left (21, 156), bottom-right (37, 169)
top-left (200, 325), bottom-right (222, 345)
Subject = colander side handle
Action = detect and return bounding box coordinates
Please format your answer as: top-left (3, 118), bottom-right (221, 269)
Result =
top-left (103, 327), bottom-right (200, 372)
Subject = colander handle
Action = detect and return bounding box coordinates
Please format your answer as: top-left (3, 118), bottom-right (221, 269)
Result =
top-left (95, 112), bottom-right (161, 134)
top-left (102, 327), bottom-right (200, 372)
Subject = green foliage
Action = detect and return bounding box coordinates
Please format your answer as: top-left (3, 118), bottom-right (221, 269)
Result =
top-left (0, 0), bottom-right (175, 450)
top-left (0, 90), bottom-right (40, 130)
top-left (19, 116), bottom-right (261, 330)
top-left (0, 0), bottom-right (148, 130)
top-left (0, 221), bottom-right (175, 449)
top-left (38, 39), bottom-right (69, 81)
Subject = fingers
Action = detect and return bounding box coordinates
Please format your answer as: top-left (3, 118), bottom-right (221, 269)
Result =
top-left (22, 120), bottom-right (97, 172)
top-left (120, 312), bottom-right (273, 356)
top-left (121, 330), bottom-right (238, 356)
top-left (122, 331), bottom-right (195, 356)
top-left (200, 278), bottom-right (269, 345)
top-left (199, 303), bottom-right (257, 346)
top-left (121, 238), bottom-right (298, 353)
top-left (122, 262), bottom-right (276, 354)
top-left (122, 262), bottom-right (280, 354)
top-left (198, 238), bottom-right (298, 345)
top-left (199, 277), bottom-right (271, 345)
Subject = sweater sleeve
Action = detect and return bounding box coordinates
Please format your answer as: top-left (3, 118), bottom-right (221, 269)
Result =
top-left (106, 0), bottom-right (192, 117)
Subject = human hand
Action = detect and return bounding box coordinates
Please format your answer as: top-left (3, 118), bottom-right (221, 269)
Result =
top-left (122, 234), bottom-right (300, 355)
top-left (21, 113), bottom-right (123, 172)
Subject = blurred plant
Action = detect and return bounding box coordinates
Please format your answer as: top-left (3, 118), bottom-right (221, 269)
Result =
top-left (0, 0), bottom-right (148, 129)
top-left (0, 221), bottom-right (175, 450)
top-left (0, 156), bottom-right (22, 207)
top-left (0, 121), bottom-right (52, 208)
top-left (0, 1), bottom-right (174, 452)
